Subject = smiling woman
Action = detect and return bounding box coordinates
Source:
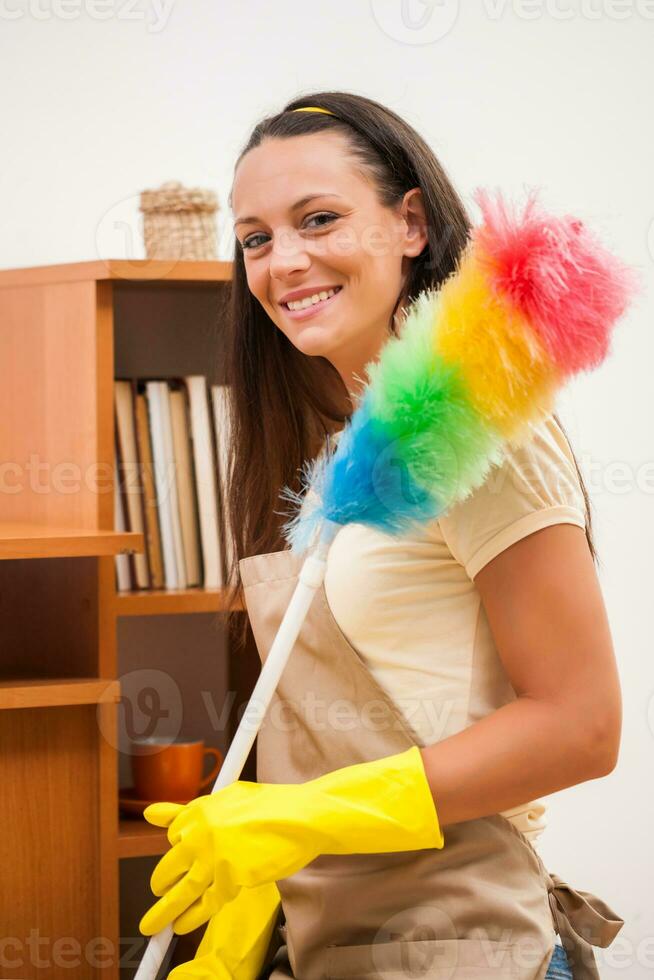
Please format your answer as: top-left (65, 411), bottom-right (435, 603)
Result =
top-left (222, 93), bottom-right (599, 631)
top-left (138, 91), bottom-right (625, 980)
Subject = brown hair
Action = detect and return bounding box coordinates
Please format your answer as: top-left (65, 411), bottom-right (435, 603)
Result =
top-left (219, 90), bottom-right (597, 650)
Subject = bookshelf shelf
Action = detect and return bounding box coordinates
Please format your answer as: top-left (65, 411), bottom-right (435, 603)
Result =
top-left (115, 586), bottom-right (243, 617)
top-left (118, 819), bottom-right (170, 859)
top-left (0, 522), bottom-right (143, 560)
top-left (0, 258), bottom-right (232, 288)
top-left (0, 676), bottom-right (121, 710)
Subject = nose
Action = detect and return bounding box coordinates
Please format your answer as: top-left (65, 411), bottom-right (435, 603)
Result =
top-left (268, 226), bottom-right (312, 280)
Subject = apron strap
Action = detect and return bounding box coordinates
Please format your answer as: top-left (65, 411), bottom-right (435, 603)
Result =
top-left (546, 871), bottom-right (624, 980)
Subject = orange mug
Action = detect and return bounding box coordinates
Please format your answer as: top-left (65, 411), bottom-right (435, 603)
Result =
top-left (131, 737), bottom-right (223, 802)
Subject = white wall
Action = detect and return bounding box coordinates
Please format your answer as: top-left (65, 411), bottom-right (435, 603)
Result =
top-left (1, 1), bottom-right (652, 974)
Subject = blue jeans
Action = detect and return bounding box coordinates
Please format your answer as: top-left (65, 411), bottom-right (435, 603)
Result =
top-left (544, 941), bottom-right (573, 979)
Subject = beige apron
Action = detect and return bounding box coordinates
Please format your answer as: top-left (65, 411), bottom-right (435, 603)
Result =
top-left (239, 548), bottom-right (623, 980)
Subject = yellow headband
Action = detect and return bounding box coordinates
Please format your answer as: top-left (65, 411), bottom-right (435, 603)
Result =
top-left (291, 106), bottom-right (335, 116)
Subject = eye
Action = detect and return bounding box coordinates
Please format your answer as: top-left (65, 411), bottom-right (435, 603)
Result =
top-left (304, 211), bottom-right (338, 230)
top-left (241, 212), bottom-right (339, 251)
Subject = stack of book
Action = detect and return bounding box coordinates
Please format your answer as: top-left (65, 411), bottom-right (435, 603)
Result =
top-left (114, 375), bottom-right (233, 592)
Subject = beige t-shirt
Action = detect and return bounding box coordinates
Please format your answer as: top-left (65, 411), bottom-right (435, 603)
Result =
top-left (320, 413), bottom-right (587, 846)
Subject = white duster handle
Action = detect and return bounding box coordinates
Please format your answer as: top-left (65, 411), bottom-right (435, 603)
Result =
top-left (134, 533), bottom-right (334, 979)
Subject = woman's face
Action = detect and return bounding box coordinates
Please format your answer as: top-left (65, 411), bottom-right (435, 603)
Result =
top-left (231, 132), bottom-right (427, 399)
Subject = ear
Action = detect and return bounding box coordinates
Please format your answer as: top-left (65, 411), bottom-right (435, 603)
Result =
top-left (400, 187), bottom-right (428, 258)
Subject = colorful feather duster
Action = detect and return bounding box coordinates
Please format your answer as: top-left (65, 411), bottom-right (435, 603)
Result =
top-left (281, 187), bottom-right (638, 555)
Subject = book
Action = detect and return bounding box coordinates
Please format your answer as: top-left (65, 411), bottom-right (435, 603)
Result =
top-left (211, 383), bottom-right (235, 586)
top-left (113, 432), bottom-right (132, 592)
top-left (134, 388), bottom-right (165, 590)
top-left (170, 382), bottom-right (202, 588)
top-left (184, 375), bottom-right (223, 588)
top-left (146, 381), bottom-right (184, 589)
top-left (114, 380), bottom-right (150, 589)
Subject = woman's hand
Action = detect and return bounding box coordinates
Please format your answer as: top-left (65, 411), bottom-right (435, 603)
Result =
top-left (165, 880), bottom-right (281, 979)
top-left (138, 781), bottom-right (306, 936)
top-left (138, 746), bottom-right (443, 937)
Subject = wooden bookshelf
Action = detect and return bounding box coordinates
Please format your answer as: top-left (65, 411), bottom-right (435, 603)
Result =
top-left (0, 258), bottom-right (260, 979)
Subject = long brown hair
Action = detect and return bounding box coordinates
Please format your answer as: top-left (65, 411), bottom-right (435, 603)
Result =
top-left (220, 90), bottom-right (597, 650)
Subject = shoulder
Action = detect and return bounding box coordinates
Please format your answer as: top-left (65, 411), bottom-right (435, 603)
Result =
top-left (434, 413), bottom-right (587, 580)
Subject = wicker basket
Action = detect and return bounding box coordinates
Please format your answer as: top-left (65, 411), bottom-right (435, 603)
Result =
top-left (139, 180), bottom-right (219, 261)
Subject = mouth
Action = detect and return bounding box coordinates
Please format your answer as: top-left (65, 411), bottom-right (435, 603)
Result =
top-left (281, 286), bottom-right (343, 320)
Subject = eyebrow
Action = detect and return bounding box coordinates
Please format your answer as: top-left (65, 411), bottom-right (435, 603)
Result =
top-left (234, 193), bottom-right (344, 228)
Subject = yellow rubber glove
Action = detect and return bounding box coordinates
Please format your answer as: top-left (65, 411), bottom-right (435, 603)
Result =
top-left (139, 745), bottom-right (443, 937)
top-left (166, 880), bottom-right (281, 980)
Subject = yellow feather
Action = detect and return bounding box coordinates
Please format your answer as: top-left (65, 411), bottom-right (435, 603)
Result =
top-left (433, 248), bottom-right (561, 440)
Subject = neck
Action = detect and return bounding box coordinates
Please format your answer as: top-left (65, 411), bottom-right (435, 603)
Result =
top-left (328, 299), bottom-right (408, 411)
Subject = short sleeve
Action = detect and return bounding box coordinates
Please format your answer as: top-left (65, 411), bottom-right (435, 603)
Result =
top-left (436, 414), bottom-right (587, 580)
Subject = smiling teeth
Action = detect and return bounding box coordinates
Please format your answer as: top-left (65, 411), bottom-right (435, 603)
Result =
top-left (287, 287), bottom-right (340, 310)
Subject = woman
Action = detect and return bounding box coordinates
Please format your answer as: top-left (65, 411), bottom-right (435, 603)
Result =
top-left (139, 92), bottom-right (624, 980)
